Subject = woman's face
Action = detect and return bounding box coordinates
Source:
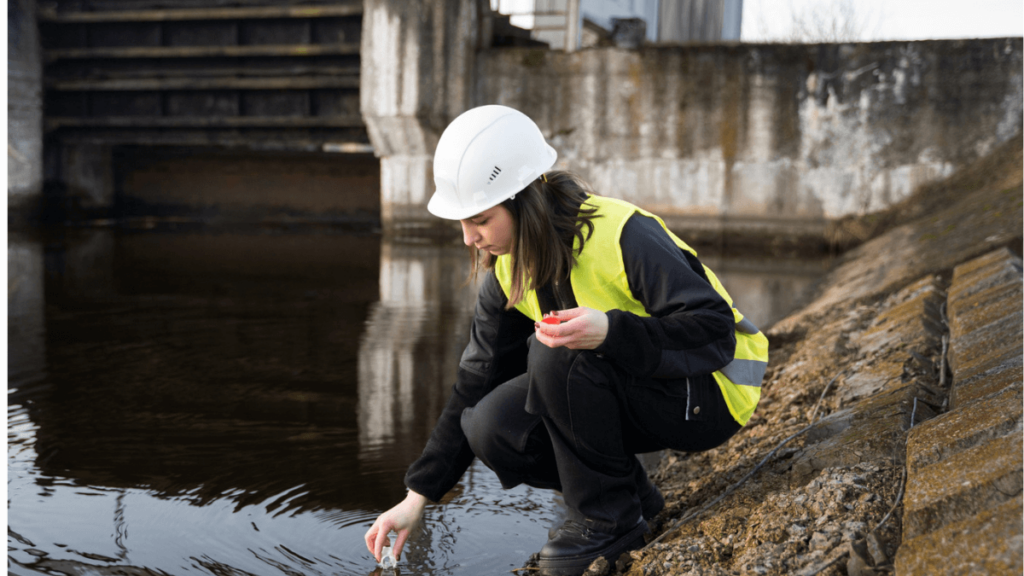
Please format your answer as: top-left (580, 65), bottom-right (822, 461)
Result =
top-left (460, 204), bottom-right (514, 255)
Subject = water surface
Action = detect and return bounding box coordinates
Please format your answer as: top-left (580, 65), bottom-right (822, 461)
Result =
top-left (8, 227), bottom-right (826, 575)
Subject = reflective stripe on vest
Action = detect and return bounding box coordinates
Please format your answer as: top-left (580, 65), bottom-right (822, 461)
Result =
top-left (495, 194), bottom-right (769, 426)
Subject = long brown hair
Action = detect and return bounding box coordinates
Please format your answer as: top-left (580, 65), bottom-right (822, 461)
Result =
top-left (469, 170), bottom-right (601, 309)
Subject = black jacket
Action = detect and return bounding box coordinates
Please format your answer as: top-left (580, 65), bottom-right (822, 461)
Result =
top-left (404, 213), bottom-right (737, 502)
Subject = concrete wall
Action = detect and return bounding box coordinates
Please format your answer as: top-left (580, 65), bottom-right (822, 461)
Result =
top-left (476, 39), bottom-right (1023, 236)
top-left (363, 22), bottom-right (1022, 237)
top-left (8, 0), bottom-right (44, 221)
top-left (360, 0), bottom-right (480, 230)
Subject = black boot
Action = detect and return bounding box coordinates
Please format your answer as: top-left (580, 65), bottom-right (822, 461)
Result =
top-left (537, 517), bottom-right (648, 576)
top-left (638, 475), bottom-right (665, 521)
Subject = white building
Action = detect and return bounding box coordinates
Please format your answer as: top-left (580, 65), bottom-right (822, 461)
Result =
top-left (493, 0), bottom-right (744, 50)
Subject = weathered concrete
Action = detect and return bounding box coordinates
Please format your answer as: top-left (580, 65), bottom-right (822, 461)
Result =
top-left (364, 21), bottom-right (1022, 235)
top-left (902, 432), bottom-right (1022, 539)
top-left (360, 0), bottom-right (480, 231)
top-left (894, 248), bottom-right (1024, 573)
top-left (8, 0), bottom-right (44, 222)
top-left (895, 495), bottom-right (1023, 576)
top-left (476, 41), bottom-right (1022, 234)
top-left (950, 356), bottom-right (1023, 411)
top-left (906, 386), bottom-right (1022, 473)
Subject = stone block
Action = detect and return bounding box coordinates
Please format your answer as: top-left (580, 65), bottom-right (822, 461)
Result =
top-left (951, 356), bottom-right (1023, 409)
top-left (902, 431), bottom-right (1023, 539)
top-left (949, 281), bottom-right (1023, 338)
top-left (948, 312), bottom-right (1024, 382)
top-left (857, 278), bottom-right (946, 357)
top-left (840, 276), bottom-right (946, 404)
top-left (906, 386), bottom-right (1023, 473)
top-left (894, 495), bottom-right (1023, 576)
top-left (789, 383), bottom-right (929, 486)
top-left (948, 247), bottom-right (1023, 305)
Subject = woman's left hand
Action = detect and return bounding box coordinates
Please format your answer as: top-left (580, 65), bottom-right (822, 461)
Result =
top-left (534, 307), bottom-right (609, 350)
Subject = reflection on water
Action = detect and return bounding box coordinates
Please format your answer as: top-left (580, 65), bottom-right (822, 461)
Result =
top-left (7, 227), bottom-right (827, 576)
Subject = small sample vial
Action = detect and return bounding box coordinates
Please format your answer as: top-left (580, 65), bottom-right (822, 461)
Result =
top-left (380, 545), bottom-right (397, 569)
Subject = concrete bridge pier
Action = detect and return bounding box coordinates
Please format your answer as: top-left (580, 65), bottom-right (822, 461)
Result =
top-left (9, 0), bottom-right (44, 224)
top-left (360, 0), bottom-right (481, 235)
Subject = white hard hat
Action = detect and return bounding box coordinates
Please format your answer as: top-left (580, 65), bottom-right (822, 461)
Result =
top-left (428, 105), bottom-right (557, 220)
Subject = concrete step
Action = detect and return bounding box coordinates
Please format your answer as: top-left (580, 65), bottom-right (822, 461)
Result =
top-left (950, 355), bottom-right (1022, 410)
top-left (895, 495), bottom-right (1023, 575)
top-left (946, 247), bottom-right (1023, 385)
top-left (906, 385), bottom-right (1022, 473)
top-left (899, 248), bottom-right (1024, 556)
top-left (902, 430), bottom-right (1022, 540)
top-left (947, 247), bottom-right (1022, 307)
top-left (948, 280), bottom-right (1023, 337)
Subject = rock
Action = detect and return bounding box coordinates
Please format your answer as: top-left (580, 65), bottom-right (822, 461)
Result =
top-left (865, 533), bottom-right (888, 565)
top-left (614, 552), bottom-right (632, 573)
top-left (809, 532), bottom-right (831, 550)
top-left (846, 552), bottom-right (879, 576)
top-left (584, 556), bottom-right (610, 576)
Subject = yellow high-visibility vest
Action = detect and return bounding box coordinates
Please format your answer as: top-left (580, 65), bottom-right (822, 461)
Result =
top-left (495, 194), bottom-right (768, 426)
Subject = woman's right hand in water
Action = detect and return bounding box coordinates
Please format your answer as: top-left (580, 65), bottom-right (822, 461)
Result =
top-left (364, 489), bottom-right (428, 562)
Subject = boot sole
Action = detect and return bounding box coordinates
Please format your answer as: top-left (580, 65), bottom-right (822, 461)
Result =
top-left (537, 521), bottom-right (648, 576)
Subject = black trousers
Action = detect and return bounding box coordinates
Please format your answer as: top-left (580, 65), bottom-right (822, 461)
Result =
top-left (460, 336), bottom-right (741, 534)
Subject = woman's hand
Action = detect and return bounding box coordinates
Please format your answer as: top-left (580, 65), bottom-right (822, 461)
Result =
top-left (364, 490), bottom-right (428, 563)
top-left (534, 307), bottom-right (609, 350)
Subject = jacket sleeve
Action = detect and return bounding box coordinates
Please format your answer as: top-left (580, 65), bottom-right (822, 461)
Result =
top-left (404, 271), bottom-right (535, 502)
top-left (594, 214), bottom-right (736, 379)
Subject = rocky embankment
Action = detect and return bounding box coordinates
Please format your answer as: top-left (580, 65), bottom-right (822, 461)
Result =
top-left (606, 139), bottom-right (1023, 576)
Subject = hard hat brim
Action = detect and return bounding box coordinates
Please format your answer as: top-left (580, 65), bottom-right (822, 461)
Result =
top-left (426, 186), bottom-right (512, 221)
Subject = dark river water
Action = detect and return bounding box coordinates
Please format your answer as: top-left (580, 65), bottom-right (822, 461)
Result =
top-left (8, 226), bottom-right (828, 576)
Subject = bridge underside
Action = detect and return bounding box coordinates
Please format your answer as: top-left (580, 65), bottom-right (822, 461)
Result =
top-left (41, 0), bottom-right (369, 150)
top-left (39, 0), bottom-right (379, 224)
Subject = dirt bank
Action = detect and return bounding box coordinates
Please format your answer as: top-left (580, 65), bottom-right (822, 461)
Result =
top-left (609, 137), bottom-right (1023, 576)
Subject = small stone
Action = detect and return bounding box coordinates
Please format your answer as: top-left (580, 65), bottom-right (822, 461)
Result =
top-left (858, 493), bottom-right (876, 503)
top-left (688, 544), bottom-right (700, 553)
top-left (847, 552), bottom-right (879, 576)
top-left (865, 533), bottom-right (889, 566)
top-left (615, 552), bottom-right (632, 573)
top-left (584, 556), bottom-right (610, 576)
top-left (809, 532), bottom-right (831, 550)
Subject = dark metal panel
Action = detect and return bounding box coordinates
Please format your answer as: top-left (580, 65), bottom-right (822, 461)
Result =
top-left (164, 21), bottom-right (239, 46)
top-left (165, 90), bottom-right (240, 117)
top-left (89, 90), bottom-right (162, 116)
top-left (240, 90), bottom-right (310, 117)
top-left (239, 19), bottom-right (312, 45)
